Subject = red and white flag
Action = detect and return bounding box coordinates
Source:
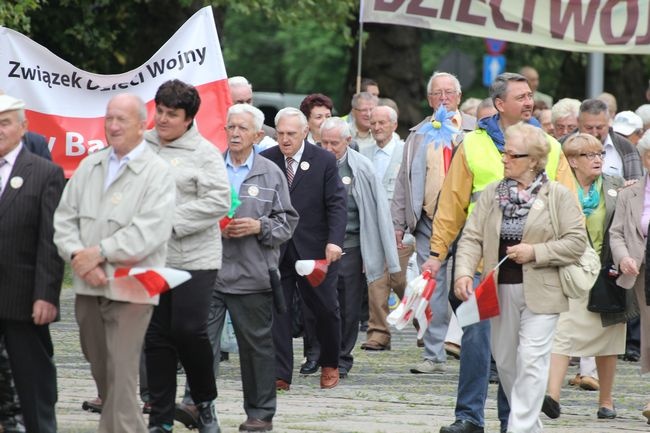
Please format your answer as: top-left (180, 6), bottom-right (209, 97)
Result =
top-left (112, 267), bottom-right (191, 298)
top-left (0, 6), bottom-right (231, 177)
top-left (295, 259), bottom-right (329, 288)
top-left (456, 259), bottom-right (505, 328)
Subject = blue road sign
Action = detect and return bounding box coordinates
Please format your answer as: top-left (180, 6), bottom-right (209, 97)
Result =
top-left (483, 55), bottom-right (506, 87)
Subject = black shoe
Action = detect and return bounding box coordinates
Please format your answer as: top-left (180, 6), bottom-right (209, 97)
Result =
top-left (197, 401), bottom-right (220, 433)
top-left (175, 402), bottom-right (199, 430)
top-left (149, 427), bottom-right (172, 433)
top-left (338, 367), bottom-right (348, 378)
top-left (81, 397), bottom-right (102, 414)
top-left (359, 321), bottom-right (368, 332)
top-left (439, 419), bottom-right (484, 433)
top-left (623, 350), bottom-right (640, 362)
top-left (542, 395), bottom-right (561, 419)
top-left (299, 360), bottom-right (319, 375)
top-left (597, 406), bottom-right (616, 419)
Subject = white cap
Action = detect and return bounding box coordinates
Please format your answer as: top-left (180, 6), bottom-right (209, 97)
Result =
top-left (0, 95), bottom-right (25, 113)
top-left (613, 110), bottom-right (643, 136)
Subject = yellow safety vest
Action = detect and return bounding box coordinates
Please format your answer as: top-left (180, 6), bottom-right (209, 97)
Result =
top-left (464, 129), bottom-right (561, 216)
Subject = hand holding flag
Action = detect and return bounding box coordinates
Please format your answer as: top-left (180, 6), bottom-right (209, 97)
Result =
top-left (219, 187), bottom-right (242, 230)
top-left (387, 270), bottom-right (437, 339)
top-left (455, 256), bottom-right (507, 328)
top-left (295, 259), bottom-right (329, 287)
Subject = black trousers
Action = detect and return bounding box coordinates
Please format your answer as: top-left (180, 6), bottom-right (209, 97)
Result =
top-left (0, 320), bottom-right (57, 433)
top-left (145, 269), bottom-right (218, 426)
top-left (274, 243), bottom-right (341, 383)
top-left (304, 247), bottom-right (364, 371)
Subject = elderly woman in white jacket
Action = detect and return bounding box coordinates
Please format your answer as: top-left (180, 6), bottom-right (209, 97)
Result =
top-left (454, 123), bottom-right (586, 433)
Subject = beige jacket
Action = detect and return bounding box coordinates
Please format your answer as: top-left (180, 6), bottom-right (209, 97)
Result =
top-left (455, 181), bottom-right (587, 314)
top-left (54, 144), bottom-right (175, 304)
top-left (145, 126), bottom-right (231, 270)
top-left (609, 176), bottom-right (647, 289)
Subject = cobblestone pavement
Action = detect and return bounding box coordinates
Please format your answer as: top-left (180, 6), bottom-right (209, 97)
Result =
top-left (52, 289), bottom-right (649, 433)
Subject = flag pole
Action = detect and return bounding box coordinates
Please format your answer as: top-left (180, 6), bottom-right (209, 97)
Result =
top-left (495, 255), bottom-right (509, 269)
top-left (356, 0), bottom-right (365, 93)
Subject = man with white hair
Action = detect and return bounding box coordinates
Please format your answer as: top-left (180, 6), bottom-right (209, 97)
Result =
top-left (261, 108), bottom-right (347, 390)
top-left (211, 103), bottom-right (298, 432)
top-left (316, 117), bottom-right (399, 377)
top-left (228, 76), bottom-right (277, 143)
top-left (0, 94), bottom-right (64, 433)
top-left (392, 71), bottom-right (476, 374)
top-left (550, 98), bottom-right (581, 140)
top-left (359, 105), bottom-right (411, 351)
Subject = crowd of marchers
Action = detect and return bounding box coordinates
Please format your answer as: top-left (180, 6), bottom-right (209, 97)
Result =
top-left (1, 67), bottom-right (650, 433)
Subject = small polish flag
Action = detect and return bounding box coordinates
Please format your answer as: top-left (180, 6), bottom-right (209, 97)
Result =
top-left (456, 268), bottom-right (501, 328)
top-left (112, 267), bottom-right (191, 297)
top-left (295, 259), bottom-right (329, 288)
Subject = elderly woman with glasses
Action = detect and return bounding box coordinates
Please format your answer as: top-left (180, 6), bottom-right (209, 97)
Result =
top-left (543, 133), bottom-right (626, 421)
top-left (609, 131), bottom-right (650, 425)
top-left (454, 123), bottom-right (587, 433)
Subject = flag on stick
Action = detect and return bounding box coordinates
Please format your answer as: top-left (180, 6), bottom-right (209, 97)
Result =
top-left (295, 259), bottom-right (329, 288)
top-left (112, 267), bottom-right (191, 297)
top-left (387, 270), bottom-right (436, 339)
top-left (456, 256), bottom-right (507, 328)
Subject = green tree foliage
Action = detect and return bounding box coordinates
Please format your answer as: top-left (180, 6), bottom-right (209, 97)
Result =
top-left (0, 0), bottom-right (41, 32)
top-left (222, 10), bottom-right (351, 109)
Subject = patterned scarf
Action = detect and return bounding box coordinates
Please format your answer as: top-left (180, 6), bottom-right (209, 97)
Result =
top-left (497, 171), bottom-right (549, 240)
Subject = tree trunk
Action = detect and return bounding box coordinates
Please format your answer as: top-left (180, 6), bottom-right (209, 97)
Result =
top-left (346, 23), bottom-right (424, 136)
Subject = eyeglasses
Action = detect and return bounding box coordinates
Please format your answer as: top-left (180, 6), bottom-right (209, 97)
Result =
top-left (353, 108), bottom-right (374, 114)
top-left (503, 152), bottom-right (529, 160)
top-left (579, 151), bottom-right (606, 160)
top-left (428, 90), bottom-right (458, 98)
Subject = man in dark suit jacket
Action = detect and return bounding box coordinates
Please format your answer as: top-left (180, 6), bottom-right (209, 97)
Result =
top-left (0, 94), bottom-right (65, 433)
top-left (23, 130), bottom-right (52, 160)
top-left (261, 107), bottom-right (347, 390)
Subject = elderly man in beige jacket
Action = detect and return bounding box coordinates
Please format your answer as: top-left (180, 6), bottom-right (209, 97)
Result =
top-left (54, 93), bottom-right (175, 433)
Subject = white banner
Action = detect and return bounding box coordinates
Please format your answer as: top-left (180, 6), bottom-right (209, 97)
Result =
top-left (0, 6), bottom-right (231, 177)
top-left (361, 0), bottom-right (650, 54)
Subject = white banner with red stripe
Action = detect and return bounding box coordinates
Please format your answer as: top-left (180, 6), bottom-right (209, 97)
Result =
top-left (361, 0), bottom-right (650, 54)
top-left (0, 6), bottom-right (231, 177)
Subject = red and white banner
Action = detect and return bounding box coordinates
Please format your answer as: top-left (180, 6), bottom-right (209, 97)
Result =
top-left (0, 6), bottom-right (231, 177)
top-left (361, 0), bottom-right (650, 54)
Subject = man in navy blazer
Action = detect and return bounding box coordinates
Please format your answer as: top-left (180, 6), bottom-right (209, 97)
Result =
top-left (261, 107), bottom-right (347, 390)
top-left (0, 94), bottom-right (64, 433)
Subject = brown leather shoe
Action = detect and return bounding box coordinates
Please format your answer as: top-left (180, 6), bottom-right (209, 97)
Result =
top-left (360, 340), bottom-right (391, 351)
top-left (568, 374), bottom-right (582, 387)
top-left (174, 402), bottom-right (199, 429)
top-left (320, 367), bottom-right (340, 389)
top-left (239, 418), bottom-right (273, 432)
top-left (275, 379), bottom-right (290, 391)
top-left (580, 375), bottom-right (599, 391)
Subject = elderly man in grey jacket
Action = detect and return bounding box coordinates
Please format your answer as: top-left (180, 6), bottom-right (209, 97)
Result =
top-left (318, 116), bottom-right (400, 378)
top-left (54, 93), bottom-right (175, 433)
top-left (391, 71), bottom-right (476, 374)
top-left (210, 103), bottom-right (297, 432)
